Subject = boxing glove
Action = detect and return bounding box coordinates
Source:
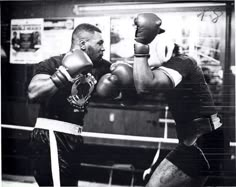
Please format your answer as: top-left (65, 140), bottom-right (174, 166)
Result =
top-left (134, 13), bottom-right (164, 45)
top-left (96, 73), bottom-right (120, 98)
top-left (110, 62), bottom-right (134, 87)
top-left (110, 62), bottom-right (138, 105)
top-left (50, 49), bottom-right (93, 88)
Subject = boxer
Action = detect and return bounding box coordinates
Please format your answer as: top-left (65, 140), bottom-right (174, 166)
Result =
top-left (133, 13), bottom-right (222, 187)
top-left (28, 23), bottom-right (111, 187)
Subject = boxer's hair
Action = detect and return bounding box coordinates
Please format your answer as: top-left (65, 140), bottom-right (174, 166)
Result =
top-left (173, 43), bottom-right (181, 56)
top-left (71, 23), bottom-right (101, 49)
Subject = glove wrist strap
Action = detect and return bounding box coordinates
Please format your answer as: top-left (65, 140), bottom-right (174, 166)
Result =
top-left (134, 43), bottom-right (150, 58)
top-left (134, 54), bottom-right (150, 58)
top-left (50, 69), bottom-right (68, 88)
top-left (58, 66), bottom-right (73, 82)
top-left (50, 73), bottom-right (64, 88)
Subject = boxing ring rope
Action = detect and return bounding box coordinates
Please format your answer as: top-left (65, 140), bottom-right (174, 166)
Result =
top-left (1, 124), bottom-right (235, 146)
top-left (1, 124), bottom-right (178, 144)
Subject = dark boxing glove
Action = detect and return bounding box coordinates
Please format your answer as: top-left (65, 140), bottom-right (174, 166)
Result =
top-left (110, 62), bottom-right (134, 87)
top-left (134, 13), bottom-right (164, 58)
top-left (96, 73), bottom-right (120, 98)
top-left (134, 13), bottom-right (164, 45)
top-left (96, 62), bottom-right (135, 100)
top-left (110, 62), bottom-right (138, 105)
top-left (50, 49), bottom-right (93, 88)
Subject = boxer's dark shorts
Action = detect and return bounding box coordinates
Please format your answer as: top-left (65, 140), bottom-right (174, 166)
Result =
top-left (166, 128), bottom-right (226, 178)
top-left (166, 143), bottom-right (210, 177)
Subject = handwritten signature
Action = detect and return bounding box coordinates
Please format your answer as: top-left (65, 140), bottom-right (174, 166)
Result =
top-left (197, 10), bottom-right (223, 23)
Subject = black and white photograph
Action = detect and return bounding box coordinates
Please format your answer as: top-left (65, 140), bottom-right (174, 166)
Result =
top-left (1, 1), bottom-right (235, 187)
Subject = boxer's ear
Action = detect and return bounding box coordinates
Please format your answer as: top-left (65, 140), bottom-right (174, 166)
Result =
top-left (79, 40), bottom-right (86, 51)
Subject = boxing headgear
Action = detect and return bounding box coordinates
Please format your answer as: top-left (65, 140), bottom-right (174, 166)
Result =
top-left (148, 34), bottom-right (175, 67)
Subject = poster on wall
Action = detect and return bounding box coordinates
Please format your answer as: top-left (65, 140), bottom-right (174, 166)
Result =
top-left (43, 18), bottom-right (74, 60)
top-left (10, 18), bottom-right (44, 64)
top-left (74, 17), bottom-right (110, 61)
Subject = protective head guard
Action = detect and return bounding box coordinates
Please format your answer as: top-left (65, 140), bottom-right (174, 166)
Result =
top-left (148, 33), bottom-right (175, 67)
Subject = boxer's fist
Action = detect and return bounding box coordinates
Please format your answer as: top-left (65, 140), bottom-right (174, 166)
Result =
top-left (110, 62), bottom-right (138, 105)
top-left (110, 62), bottom-right (134, 87)
top-left (134, 13), bottom-right (164, 45)
top-left (96, 73), bottom-right (120, 98)
top-left (62, 49), bottom-right (93, 77)
top-left (50, 49), bottom-right (93, 88)
top-left (96, 62), bottom-right (135, 99)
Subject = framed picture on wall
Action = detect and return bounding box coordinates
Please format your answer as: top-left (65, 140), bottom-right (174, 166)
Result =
top-left (43, 18), bottom-right (75, 59)
top-left (10, 18), bottom-right (44, 64)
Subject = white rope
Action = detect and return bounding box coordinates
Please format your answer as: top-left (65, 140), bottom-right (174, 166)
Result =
top-left (1, 124), bottom-right (178, 144)
top-left (2, 124), bottom-right (236, 147)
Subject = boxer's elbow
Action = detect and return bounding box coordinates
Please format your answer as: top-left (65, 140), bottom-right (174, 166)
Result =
top-left (28, 74), bottom-right (56, 101)
top-left (27, 86), bottom-right (38, 101)
top-left (134, 80), bottom-right (154, 94)
top-left (27, 81), bottom-right (43, 101)
top-left (135, 83), bottom-right (148, 94)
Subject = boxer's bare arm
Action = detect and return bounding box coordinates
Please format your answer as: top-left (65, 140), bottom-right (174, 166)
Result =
top-left (133, 57), bottom-right (173, 94)
top-left (28, 74), bottom-right (58, 101)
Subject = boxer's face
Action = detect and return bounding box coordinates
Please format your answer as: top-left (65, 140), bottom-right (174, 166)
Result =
top-left (83, 31), bottom-right (105, 63)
